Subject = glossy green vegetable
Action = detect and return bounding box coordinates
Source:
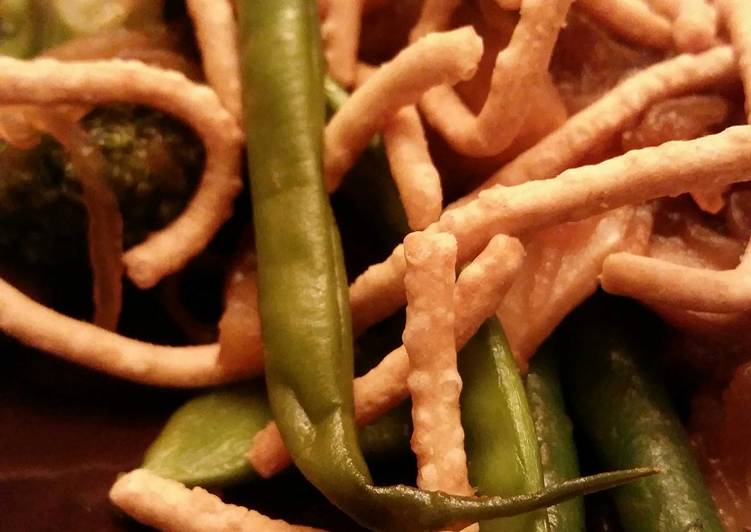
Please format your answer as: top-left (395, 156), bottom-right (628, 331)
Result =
top-left (241, 0), bottom-right (371, 518)
top-left (143, 382), bottom-right (270, 487)
top-left (563, 299), bottom-right (722, 532)
top-left (239, 1), bottom-right (657, 529)
top-left (142, 384), bottom-right (412, 488)
top-left (526, 346), bottom-right (584, 532)
top-left (460, 318), bottom-right (548, 532)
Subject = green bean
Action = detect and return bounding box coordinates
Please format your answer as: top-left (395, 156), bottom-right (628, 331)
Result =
top-left (562, 298), bottom-right (722, 532)
top-left (239, 1), bottom-right (656, 529)
top-left (460, 318), bottom-right (548, 532)
top-left (525, 346), bottom-right (585, 532)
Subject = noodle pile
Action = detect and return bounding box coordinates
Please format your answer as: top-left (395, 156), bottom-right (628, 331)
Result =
top-left (4, 0), bottom-right (751, 528)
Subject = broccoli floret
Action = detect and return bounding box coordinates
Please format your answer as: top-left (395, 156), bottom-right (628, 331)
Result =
top-left (0, 105), bottom-right (204, 267)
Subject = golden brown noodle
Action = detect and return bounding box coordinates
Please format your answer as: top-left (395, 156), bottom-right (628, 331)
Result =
top-left (110, 469), bottom-right (323, 532)
top-left (186, 0), bottom-right (244, 121)
top-left (321, 0), bottom-right (364, 87)
top-left (418, 0), bottom-right (572, 157)
top-left (382, 105), bottom-right (443, 230)
top-left (403, 232), bottom-right (474, 499)
top-left (648, 0), bottom-right (718, 52)
top-left (354, 63), bottom-right (442, 231)
top-left (620, 94), bottom-right (731, 213)
top-left (717, 0), bottom-right (751, 122)
top-left (499, 206), bottom-right (650, 369)
top-left (7, 4), bottom-right (751, 525)
top-left (0, 277), bottom-right (251, 387)
top-left (575, 0), bottom-right (674, 50)
top-left (351, 126), bottom-right (751, 335)
top-left (479, 46), bottom-right (736, 190)
top-left (0, 57), bottom-right (244, 289)
top-left (324, 26), bottom-right (483, 191)
top-left (409, 0), bottom-right (462, 41)
top-left (601, 242), bottom-right (751, 313)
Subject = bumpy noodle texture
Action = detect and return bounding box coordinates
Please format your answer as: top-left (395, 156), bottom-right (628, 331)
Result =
top-left (7, 0), bottom-right (751, 527)
top-left (0, 277), bottom-right (251, 387)
top-left (249, 235), bottom-right (525, 477)
top-left (403, 232), bottom-right (473, 497)
top-left (601, 242), bottom-right (751, 313)
top-left (648, 0), bottom-right (718, 52)
top-left (575, 0), bottom-right (674, 50)
top-left (324, 26), bottom-right (483, 190)
top-left (481, 46), bottom-right (736, 189)
top-left (419, 0), bottom-right (573, 157)
top-left (356, 64), bottom-right (443, 231)
top-left (382, 105), bottom-right (443, 230)
top-left (620, 94), bottom-right (729, 153)
top-left (499, 206), bottom-right (652, 369)
top-left (619, 94), bottom-right (730, 213)
top-left (0, 56), bottom-right (244, 288)
top-left (320, 0), bottom-right (363, 87)
top-left (110, 469), bottom-right (322, 532)
top-left (0, 242), bottom-right (267, 385)
top-left (350, 126), bottom-right (751, 336)
top-left (186, 0), bottom-right (243, 123)
top-left (718, 0), bottom-right (751, 122)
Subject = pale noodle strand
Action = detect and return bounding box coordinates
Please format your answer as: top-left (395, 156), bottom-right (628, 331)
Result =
top-left (349, 126), bottom-right (751, 336)
top-left (186, 0), bottom-right (243, 122)
top-left (0, 57), bottom-right (243, 289)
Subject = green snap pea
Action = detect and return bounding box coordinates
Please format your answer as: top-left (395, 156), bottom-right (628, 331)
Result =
top-left (142, 382), bottom-right (270, 487)
top-left (325, 77), bottom-right (410, 246)
top-left (142, 383), bottom-right (412, 488)
top-left (239, 1), bottom-right (656, 529)
top-left (460, 318), bottom-right (548, 532)
top-left (562, 299), bottom-right (723, 532)
top-left (525, 346), bottom-right (585, 532)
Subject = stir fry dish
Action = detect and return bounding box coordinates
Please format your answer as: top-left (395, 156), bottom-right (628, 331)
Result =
top-left (3, 0), bottom-right (751, 530)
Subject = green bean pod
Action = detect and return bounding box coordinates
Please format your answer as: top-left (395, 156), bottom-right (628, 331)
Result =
top-left (239, 0), bottom-right (379, 513)
top-left (562, 299), bottom-right (723, 532)
top-left (525, 347), bottom-right (585, 532)
top-left (460, 318), bottom-right (549, 532)
top-left (239, 1), bottom-right (656, 529)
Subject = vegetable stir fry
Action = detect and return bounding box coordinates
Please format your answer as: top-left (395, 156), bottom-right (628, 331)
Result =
top-left (2, 0), bottom-right (751, 531)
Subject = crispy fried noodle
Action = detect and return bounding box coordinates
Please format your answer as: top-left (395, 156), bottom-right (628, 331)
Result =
top-left (6, 0), bottom-right (751, 529)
